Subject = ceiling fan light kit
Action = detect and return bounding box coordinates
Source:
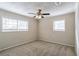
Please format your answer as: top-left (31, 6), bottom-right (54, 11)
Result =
top-left (35, 15), bottom-right (42, 19)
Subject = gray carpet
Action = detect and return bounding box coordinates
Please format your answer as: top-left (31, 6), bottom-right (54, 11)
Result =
top-left (0, 40), bottom-right (75, 56)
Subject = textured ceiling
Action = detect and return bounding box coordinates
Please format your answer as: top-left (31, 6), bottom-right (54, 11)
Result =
top-left (0, 2), bottom-right (76, 17)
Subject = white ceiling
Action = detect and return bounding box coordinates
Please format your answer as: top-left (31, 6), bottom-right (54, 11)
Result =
top-left (0, 2), bottom-right (76, 17)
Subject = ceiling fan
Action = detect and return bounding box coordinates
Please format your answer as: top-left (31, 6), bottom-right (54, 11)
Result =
top-left (28, 9), bottom-right (50, 19)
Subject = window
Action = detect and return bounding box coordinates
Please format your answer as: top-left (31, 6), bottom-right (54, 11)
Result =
top-left (18, 20), bottom-right (28, 31)
top-left (2, 18), bottom-right (17, 32)
top-left (2, 17), bottom-right (28, 32)
top-left (53, 20), bottom-right (65, 31)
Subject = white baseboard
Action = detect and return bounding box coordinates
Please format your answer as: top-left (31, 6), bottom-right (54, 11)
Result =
top-left (39, 39), bottom-right (74, 47)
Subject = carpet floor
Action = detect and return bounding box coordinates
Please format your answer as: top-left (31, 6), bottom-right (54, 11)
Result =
top-left (0, 40), bottom-right (75, 56)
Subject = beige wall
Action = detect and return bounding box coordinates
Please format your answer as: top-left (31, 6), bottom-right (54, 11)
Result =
top-left (75, 3), bottom-right (79, 55)
top-left (39, 12), bottom-right (75, 47)
top-left (0, 9), bottom-right (37, 51)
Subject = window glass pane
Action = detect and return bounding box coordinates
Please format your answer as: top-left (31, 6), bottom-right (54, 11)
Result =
top-left (18, 20), bottom-right (28, 31)
top-left (2, 18), bottom-right (17, 30)
top-left (53, 20), bottom-right (65, 31)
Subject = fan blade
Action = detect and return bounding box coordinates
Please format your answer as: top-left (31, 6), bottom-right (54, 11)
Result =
top-left (42, 13), bottom-right (50, 15)
top-left (28, 13), bottom-right (36, 15)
